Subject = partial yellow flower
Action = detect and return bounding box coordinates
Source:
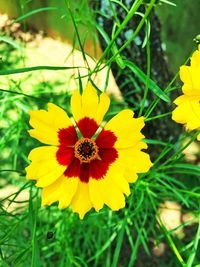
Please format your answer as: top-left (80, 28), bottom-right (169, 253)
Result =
top-left (172, 45), bottom-right (200, 140)
top-left (26, 82), bottom-right (152, 219)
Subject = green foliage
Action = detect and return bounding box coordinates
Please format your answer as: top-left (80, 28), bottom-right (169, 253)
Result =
top-left (0, 1), bottom-right (200, 267)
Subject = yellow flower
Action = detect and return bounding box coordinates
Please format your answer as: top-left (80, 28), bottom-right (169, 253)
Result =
top-left (26, 82), bottom-right (152, 219)
top-left (172, 45), bottom-right (200, 140)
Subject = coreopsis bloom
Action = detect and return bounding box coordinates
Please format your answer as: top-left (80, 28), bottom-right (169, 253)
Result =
top-left (26, 83), bottom-right (152, 219)
top-left (172, 45), bottom-right (200, 140)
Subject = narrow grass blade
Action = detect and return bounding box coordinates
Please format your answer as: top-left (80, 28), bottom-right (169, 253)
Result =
top-left (13, 7), bottom-right (58, 23)
top-left (125, 60), bottom-right (170, 102)
top-left (0, 65), bottom-right (82, 76)
top-left (0, 35), bottom-right (23, 51)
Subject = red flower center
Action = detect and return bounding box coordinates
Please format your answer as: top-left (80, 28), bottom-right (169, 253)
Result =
top-left (56, 117), bottom-right (118, 183)
top-left (74, 138), bottom-right (99, 163)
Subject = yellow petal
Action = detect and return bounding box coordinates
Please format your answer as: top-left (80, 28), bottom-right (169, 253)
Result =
top-left (174, 95), bottom-right (197, 105)
top-left (41, 175), bottom-right (64, 206)
top-left (41, 175), bottom-right (78, 208)
top-left (95, 92), bottom-right (110, 124)
top-left (26, 146), bottom-right (66, 187)
top-left (180, 66), bottom-right (191, 85)
top-left (70, 90), bottom-right (82, 122)
top-left (105, 110), bottom-right (145, 148)
top-left (118, 148), bottom-right (152, 183)
top-left (81, 82), bottom-right (99, 119)
top-left (191, 47), bottom-right (200, 68)
top-left (97, 176), bottom-right (126, 211)
top-left (29, 103), bottom-right (72, 145)
top-left (180, 66), bottom-right (200, 96)
top-left (58, 178), bottom-right (79, 209)
top-left (70, 82), bottom-right (110, 125)
top-left (89, 162), bottom-right (130, 212)
top-left (172, 98), bottom-right (200, 130)
top-left (89, 178), bottom-right (104, 212)
top-left (107, 162), bottom-right (131, 196)
top-left (71, 181), bottom-right (92, 219)
top-left (176, 95), bottom-right (193, 108)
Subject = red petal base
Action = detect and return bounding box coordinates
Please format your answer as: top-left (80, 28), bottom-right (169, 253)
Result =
top-left (56, 117), bottom-right (118, 183)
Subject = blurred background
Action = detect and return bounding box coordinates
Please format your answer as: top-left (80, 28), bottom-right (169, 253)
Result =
top-left (0, 0), bottom-right (200, 72)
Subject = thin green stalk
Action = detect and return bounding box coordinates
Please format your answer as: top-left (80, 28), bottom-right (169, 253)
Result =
top-left (87, 230), bottom-right (118, 263)
top-left (152, 131), bottom-right (189, 166)
top-left (0, 65), bottom-right (84, 76)
top-left (147, 189), bottom-right (186, 267)
top-left (161, 130), bottom-right (200, 167)
top-left (145, 112), bottom-right (172, 122)
top-left (95, 0), bottom-right (143, 68)
top-left (144, 47), bottom-right (196, 118)
top-left (105, 211), bottom-right (112, 267)
top-left (30, 188), bottom-right (40, 267)
top-left (0, 88), bottom-right (43, 99)
top-left (111, 223), bottom-right (126, 267)
top-left (78, 0), bottom-right (156, 81)
top-left (186, 216), bottom-right (200, 267)
top-left (80, 0), bottom-right (156, 81)
top-left (144, 65), bottom-right (180, 118)
top-left (13, 7), bottom-right (58, 23)
top-left (67, 4), bottom-right (91, 72)
top-left (77, 0), bottom-right (156, 81)
top-left (104, 0), bottom-right (156, 67)
top-left (139, 19), bottom-right (151, 116)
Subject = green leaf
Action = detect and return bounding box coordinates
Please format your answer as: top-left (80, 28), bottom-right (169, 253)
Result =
top-left (162, 163), bottom-right (200, 175)
top-left (125, 60), bottom-right (170, 102)
top-left (13, 7), bottom-right (58, 23)
top-left (0, 35), bottom-right (23, 51)
top-left (96, 24), bottom-right (125, 69)
top-left (0, 65), bottom-right (82, 76)
top-left (160, 0), bottom-right (176, 7)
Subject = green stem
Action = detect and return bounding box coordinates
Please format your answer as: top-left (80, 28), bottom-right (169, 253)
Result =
top-left (186, 215), bottom-right (200, 267)
top-left (0, 88), bottom-right (42, 99)
top-left (161, 130), bottom-right (200, 167)
top-left (0, 65), bottom-right (83, 76)
top-left (95, 0), bottom-right (143, 69)
top-left (139, 19), bottom-right (151, 116)
top-left (104, 0), bottom-right (156, 68)
top-left (144, 48), bottom-right (196, 118)
top-left (145, 112), bottom-right (172, 122)
top-left (147, 189), bottom-right (186, 267)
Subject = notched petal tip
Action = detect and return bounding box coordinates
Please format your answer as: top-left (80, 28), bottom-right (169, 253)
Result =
top-left (58, 202), bottom-right (66, 210)
top-left (94, 207), bottom-right (101, 213)
top-left (72, 209), bottom-right (87, 220)
top-left (127, 174), bottom-right (138, 183)
top-left (110, 201), bottom-right (125, 211)
top-left (71, 205), bottom-right (91, 220)
top-left (124, 187), bottom-right (131, 197)
top-left (35, 180), bottom-right (42, 187)
top-left (79, 213), bottom-right (85, 220)
top-left (41, 199), bottom-right (47, 207)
